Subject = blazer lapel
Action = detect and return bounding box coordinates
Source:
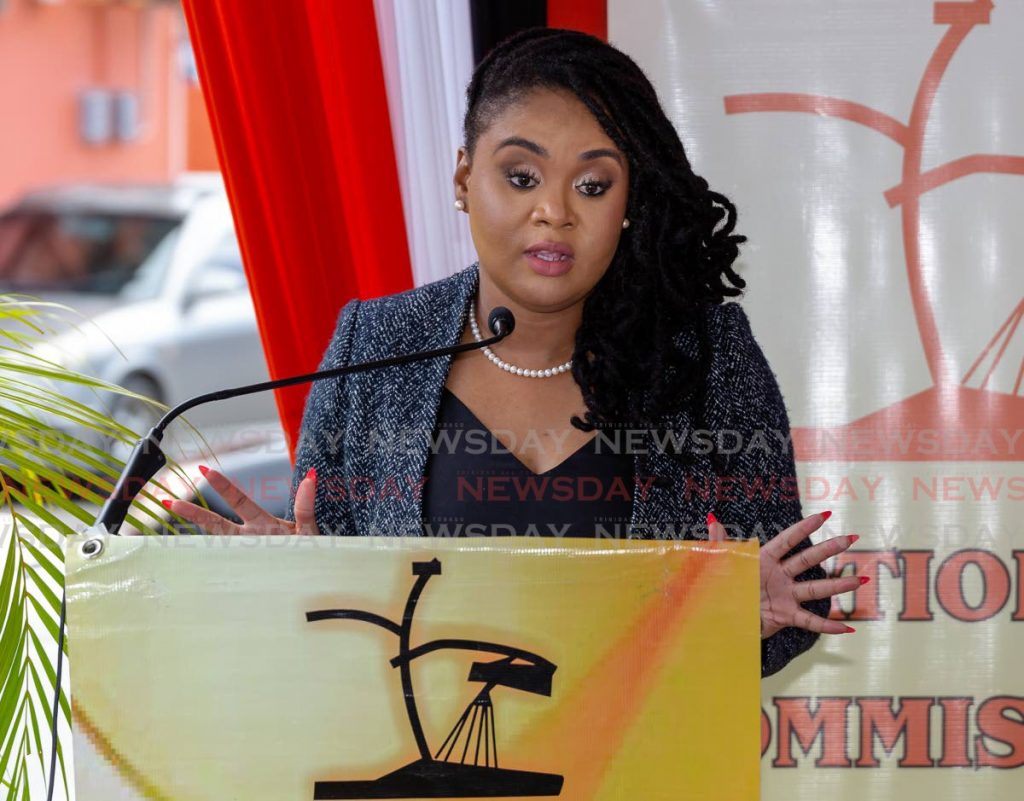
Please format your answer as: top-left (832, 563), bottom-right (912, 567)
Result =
top-left (630, 425), bottom-right (714, 540)
top-left (383, 264), bottom-right (480, 536)
top-left (629, 317), bottom-right (715, 540)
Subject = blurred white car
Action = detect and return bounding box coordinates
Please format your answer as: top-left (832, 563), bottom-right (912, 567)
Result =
top-left (24, 191), bottom-right (278, 467)
top-left (0, 175), bottom-right (223, 328)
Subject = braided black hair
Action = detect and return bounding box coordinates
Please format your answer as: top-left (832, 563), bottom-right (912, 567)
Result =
top-left (463, 27), bottom-right (746, 446)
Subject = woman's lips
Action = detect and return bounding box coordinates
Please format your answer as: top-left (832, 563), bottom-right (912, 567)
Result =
top-left (524, 251), bottom-right (574, 277)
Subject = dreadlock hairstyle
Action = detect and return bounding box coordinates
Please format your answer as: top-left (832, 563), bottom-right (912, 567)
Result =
top-left (463, 27), bottom-right (747, 453)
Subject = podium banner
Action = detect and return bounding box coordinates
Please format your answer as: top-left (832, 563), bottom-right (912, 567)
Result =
top-left (65, 535), bottom-right (758, 801)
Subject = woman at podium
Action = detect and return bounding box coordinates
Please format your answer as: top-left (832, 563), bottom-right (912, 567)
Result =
top-left (166, 28), bottom-right (861, 678)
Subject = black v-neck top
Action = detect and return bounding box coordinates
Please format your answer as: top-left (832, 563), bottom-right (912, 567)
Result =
top-left (421, 388), bottom-right (635, 538)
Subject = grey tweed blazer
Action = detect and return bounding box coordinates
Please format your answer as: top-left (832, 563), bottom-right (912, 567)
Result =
top-left (286, 262), bottom-right (828, 677)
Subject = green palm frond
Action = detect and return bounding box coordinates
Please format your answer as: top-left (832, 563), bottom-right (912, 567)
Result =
top-left (0, 293), bottom-right (215, 798)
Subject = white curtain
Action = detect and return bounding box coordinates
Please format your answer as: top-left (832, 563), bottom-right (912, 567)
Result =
top-left (373, 0), bottom-right (478, 287)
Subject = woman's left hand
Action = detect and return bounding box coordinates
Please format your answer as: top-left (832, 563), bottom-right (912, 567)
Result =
top-left (707, 510), bottom-right (862, 639)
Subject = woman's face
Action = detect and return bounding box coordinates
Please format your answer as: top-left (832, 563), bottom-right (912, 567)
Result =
top-left (454, 87), bottom-right (630, 312)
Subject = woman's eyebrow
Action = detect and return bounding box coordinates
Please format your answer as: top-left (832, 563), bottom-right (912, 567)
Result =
top-left (493, 136), bottom-right (623, 166)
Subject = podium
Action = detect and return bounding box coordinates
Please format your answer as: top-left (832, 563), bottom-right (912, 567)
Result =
top-left (65, 533), bottom-right (759, 800)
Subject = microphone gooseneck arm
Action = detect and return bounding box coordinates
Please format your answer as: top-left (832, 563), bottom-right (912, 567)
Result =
top-left (93, 306), bottom-right (516, 535)
top-left (153, 321), bottom-right (513, 437)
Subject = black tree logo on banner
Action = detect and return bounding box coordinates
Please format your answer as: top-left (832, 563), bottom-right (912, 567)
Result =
top-left (306, 559), bottom-right (564, 799)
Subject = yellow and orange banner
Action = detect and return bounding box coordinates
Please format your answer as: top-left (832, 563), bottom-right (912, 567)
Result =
top-left (66, 535), bottom-right (759, 801)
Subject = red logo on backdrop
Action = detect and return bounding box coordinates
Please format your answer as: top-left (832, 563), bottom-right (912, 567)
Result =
top-left (725, 0), bottom-right (1024, 461)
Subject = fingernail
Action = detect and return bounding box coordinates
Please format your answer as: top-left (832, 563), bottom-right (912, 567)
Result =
top-left (848, 534), bottom-right (860, 545)
top-left (161, 499), bottom-right (173, 510)
top-left (198, 465), bottom-right (210, 477)
top-left (306, 467), bottom-right (317, 482)
top-left (842, 625), bottom-right (856, 633)
top-left (707, 511), bottom-right (717, 525)
top-left (820, 510), bottom-right (832, 522)
top-left (858, 575), bottom-right (871, 585)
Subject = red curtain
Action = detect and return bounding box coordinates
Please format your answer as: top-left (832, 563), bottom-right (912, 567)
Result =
top-left (548, 0), bottom-right (607, 39)
top-left (181, 0), bottom-right (413, 460)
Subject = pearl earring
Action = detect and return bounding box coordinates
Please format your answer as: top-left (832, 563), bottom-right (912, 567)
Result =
top-left (622, 218), bottom-right (630, 229)
top-left (454, 199), bottom-right (466, 211)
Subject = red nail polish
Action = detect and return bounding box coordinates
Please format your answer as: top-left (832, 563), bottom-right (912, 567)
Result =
top-left (161, 499), bottom-right (173, 509)
top-left (858, 575), bottom-right (870, 585)
top-left (842, 625), bottom-right (856, 633)
top-left (306, 467), bottom-right (317, 481)
top-left (198, 465), bottom-right (210, 477)
top-left (848, 534), bottom-right (860, 545)
top-left (820, 510), bottom-right (832, 522)
top-left (707, 511), bottom-right (717, 525)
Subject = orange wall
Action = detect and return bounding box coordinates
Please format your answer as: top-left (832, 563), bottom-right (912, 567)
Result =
top-left (0, 0), bottom-right (215, 207)
top-left (186, 83), bottom-right (219, 171)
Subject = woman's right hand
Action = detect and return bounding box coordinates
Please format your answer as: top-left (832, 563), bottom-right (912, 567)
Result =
top-left (162, 465), bottom-right (321, 536)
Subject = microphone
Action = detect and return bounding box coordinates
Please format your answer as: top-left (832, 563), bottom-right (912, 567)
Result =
top-left (488, 306), bottom-right (514, 337)
top-left (93, 305), bottom-right (516, 535)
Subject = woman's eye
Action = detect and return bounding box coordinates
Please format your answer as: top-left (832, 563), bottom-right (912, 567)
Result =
top-left (506, 169), bottom-right (538, 189)
top-left (578, 180), bottom-right (611, 197)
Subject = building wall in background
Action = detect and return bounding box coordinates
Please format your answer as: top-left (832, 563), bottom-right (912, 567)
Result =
top-left (186, 82), bottom-right (218, 171)
top-left (0, 0), bottom-right (216, 206)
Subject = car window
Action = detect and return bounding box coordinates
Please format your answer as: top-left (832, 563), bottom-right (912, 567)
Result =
top-left (0, 210), bottom-right (178, 294)
top-left (178, 230), bottom-right (249, 304)
top-left (192, 231), bottom-right (247, 283)
top-left (208, 231), bottom-right (244, 274)
top-left (119, 225), bottom-right (182, 303)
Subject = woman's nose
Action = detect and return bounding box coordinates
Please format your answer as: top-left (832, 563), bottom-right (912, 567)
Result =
top-left (531, 187), bottom-right (576, 228)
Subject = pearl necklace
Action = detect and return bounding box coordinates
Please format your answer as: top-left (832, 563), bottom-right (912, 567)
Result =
top-left (468, 299), bottom-right (573, 378)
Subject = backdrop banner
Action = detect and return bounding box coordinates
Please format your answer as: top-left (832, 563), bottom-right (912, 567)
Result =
top-left (66, 535), bottom-right (758, 801)
top-left (610, 1), bottom-right (1024, 798)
